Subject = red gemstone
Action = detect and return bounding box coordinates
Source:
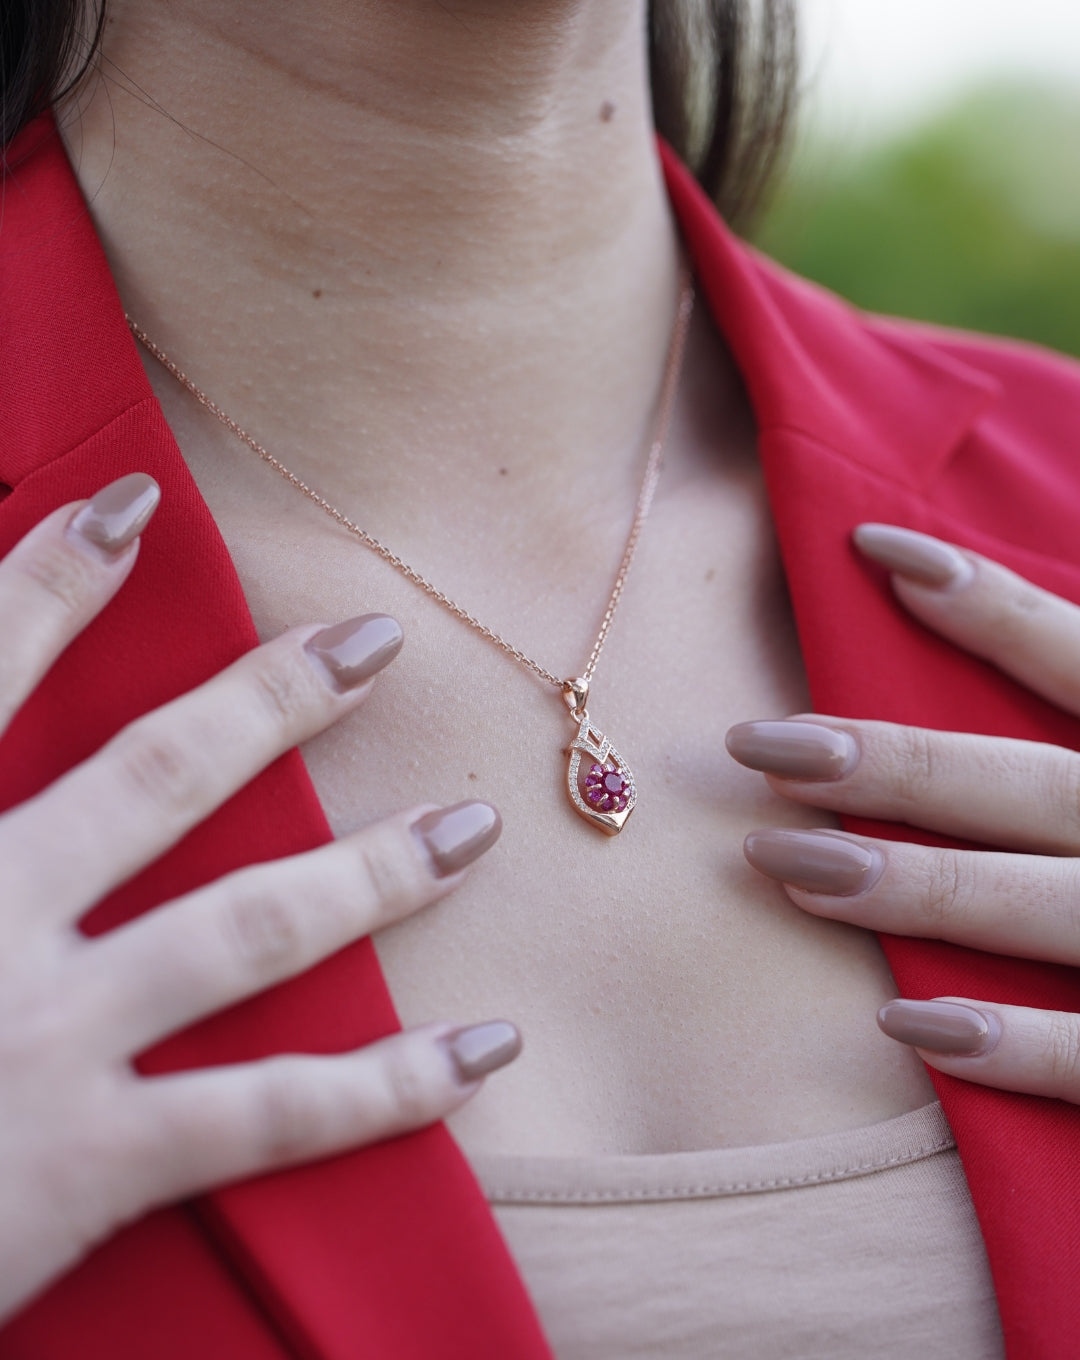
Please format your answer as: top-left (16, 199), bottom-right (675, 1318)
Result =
top-left (584, 761), bottom-right (631, 813)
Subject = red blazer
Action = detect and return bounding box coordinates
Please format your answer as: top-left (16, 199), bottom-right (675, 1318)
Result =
top-left (2, 114), bottom-right (1079, 1359)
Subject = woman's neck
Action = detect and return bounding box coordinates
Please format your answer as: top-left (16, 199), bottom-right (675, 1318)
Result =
top-left (62, 0), bottom-right (685, 511)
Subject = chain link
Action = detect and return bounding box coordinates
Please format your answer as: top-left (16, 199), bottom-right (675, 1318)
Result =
top-left (127, 269), bottom-right (693, 699)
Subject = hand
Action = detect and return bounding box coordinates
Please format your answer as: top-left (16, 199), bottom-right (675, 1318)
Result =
top-left (726, 523), bottom-right (1080, 1104)
top-left (0, 474), bottom-right (518, 1321)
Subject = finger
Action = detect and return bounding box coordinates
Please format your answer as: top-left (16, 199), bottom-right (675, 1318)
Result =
top-left (127, 1021), bottom-right (522, 1210)
top-left (876, 997), bottom-right (1080, 1104)
top-left (853, 524), bottom-right (1080, 716)
top-left (0, 475), bottom-right (160, 734)
top-left (726, 716), bottom-right (1080, 856)
top-left (2, 612), bottom-right (404, 924)
top-left (743, 828), bottom-right (1080, 965)
top-left (80, 801), bottom-right (501, 1053)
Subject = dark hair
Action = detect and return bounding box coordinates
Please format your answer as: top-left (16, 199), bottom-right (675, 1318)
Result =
top-left (651, 0), bottom-right (798, 228)
top-left (1, 1), bottom-right (105, 147)
top-left (1, 0), bottom-right (797, 230)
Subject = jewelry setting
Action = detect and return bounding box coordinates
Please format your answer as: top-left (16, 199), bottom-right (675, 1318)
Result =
top-left (562, 675), bottom-right (637, 835)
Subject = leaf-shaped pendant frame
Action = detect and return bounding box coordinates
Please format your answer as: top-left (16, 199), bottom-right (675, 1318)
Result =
top-left (565, 717), bottom-right (636, 835)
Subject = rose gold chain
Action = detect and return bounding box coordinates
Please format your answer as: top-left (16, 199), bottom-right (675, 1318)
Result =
top-left (127, 269), bottom-right (693, 699)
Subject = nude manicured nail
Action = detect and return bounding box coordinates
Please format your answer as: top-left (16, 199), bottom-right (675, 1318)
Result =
top-left (853, 524), bottom-right (975, 589)
top-left (413, 800), bottom-right (502, 878)
top-left (445, 1021), bottom-right (522, 1084)
top-left (726, 720), bottom-right (858, 780)
top-left (744, 829), bottom-right (884, 896)
top-left (877, 999), bottom-right (1001, 1056)
top-left (68, 473), bottom-right (161, 555)
top-left (305, 613), bottom-right (403, 690)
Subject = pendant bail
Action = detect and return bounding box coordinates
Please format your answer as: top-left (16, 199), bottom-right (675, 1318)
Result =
top-left (562, 676), bottom-right (590, 719)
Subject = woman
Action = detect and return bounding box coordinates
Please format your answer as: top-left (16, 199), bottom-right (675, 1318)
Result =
top-left (1, 1), bottom-right (1078, 1355)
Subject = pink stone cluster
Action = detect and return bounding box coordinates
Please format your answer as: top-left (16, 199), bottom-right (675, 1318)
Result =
top-left (585, 761), bottom-right (631, 813)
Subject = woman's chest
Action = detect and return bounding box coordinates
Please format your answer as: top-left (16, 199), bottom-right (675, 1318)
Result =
top-left (203, 454), bottom-right (935, 1156)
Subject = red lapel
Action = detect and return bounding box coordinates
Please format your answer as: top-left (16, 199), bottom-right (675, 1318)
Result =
top-left (661, 146), bottom-right (1080, 1358)
top-left (2, 113), bottom-right (1077, 1357)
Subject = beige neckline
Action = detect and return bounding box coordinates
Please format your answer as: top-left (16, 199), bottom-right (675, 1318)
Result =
top-left (472, 1101), bottom-right (953, 1205)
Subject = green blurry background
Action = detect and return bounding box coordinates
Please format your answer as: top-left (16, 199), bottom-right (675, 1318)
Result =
top-left (754, 84), bottom-right (1080, 358)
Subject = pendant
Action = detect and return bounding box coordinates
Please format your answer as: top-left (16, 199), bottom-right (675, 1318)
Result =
top-left (562, 678), bottom-right (636, 836)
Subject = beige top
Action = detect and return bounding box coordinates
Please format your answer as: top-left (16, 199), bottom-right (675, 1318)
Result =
top-left (469, 1103), bottom-right (1004, 1359)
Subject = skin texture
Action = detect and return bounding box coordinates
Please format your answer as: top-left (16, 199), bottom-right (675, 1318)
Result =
top-left (15, 1), bottom-right (1069, 1321)
top-left (62, 0), bottom-right (683, 548)
top-left (59, 0), bottom-right (940, 1163)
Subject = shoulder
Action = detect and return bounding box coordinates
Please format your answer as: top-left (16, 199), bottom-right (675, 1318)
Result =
top-left (853, 308), bottom-right (1080, 558)
top-left (729, 242), bottom-right (1080, 554)
top-left (751, 242), bottom-right (1080, 479)
top-left (748, 241), bottom-right (1080, 430)
top-left (865, 307), bottom-right (1080, 456)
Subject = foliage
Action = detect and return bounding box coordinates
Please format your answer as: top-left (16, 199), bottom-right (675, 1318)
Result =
top-left (754, 85), bottom-right (1080, 358)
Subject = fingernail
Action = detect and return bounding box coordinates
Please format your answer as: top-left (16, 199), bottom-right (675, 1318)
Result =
top-left (877, 999), bottom-right (1001, 1056)
top-left (305, 613), bottom-right (404, 691)
top-left (744, 828), bottom-right (884, 896)
top-left (68, 473), bottom-right (161, 556)
top-left (413, 801), bottom-right (502, 878)
top-left (445, 1020), bottom-right (522, 1083)
top-left (853, 524), bottom-right (975, 590)
top-left (726, 720), bottom-right (858, 781)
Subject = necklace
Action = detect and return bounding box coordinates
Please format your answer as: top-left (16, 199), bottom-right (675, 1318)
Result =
top-left (128, 270), bottom-right (694, 836)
